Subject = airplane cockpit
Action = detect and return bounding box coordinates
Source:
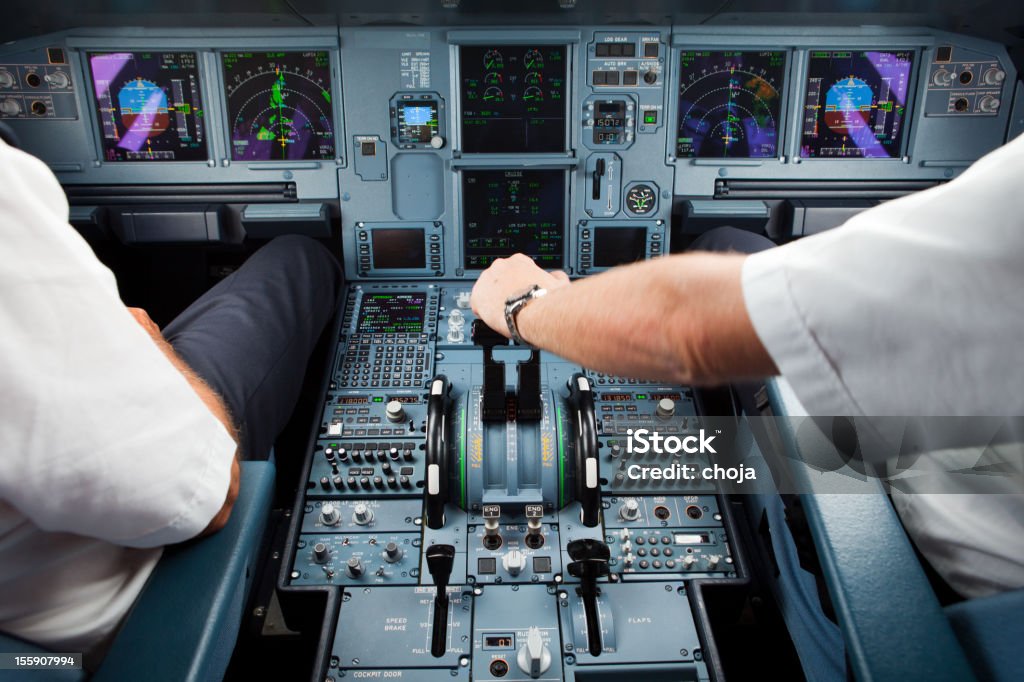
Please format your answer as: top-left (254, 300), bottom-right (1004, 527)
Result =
top-left (1, 2), bottom-right (1022, 681)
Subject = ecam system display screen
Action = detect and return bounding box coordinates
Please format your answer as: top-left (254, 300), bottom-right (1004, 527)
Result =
top-left (800, 50), bottom-right (914, 158)
top-left (460, 45), bottom-right (567, 153)
top-left (593, 227), bottom-right (647, 267)
top-left (357, 293), bottom-right (426, 334)
top-left (371, 228), bottom-right (426, 269)
top-left (87, 51), bottom-right (206, 162)
top-left (462, 169), bottom-right (565, 269)
top-left (675, 50), bottom-right (786, 158)
top-left (222, 51), bottom-right (335, 161)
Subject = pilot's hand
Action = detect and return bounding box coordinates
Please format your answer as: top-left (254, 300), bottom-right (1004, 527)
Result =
top-left (470, 253), bottom-right (570, 337)
top-left (127, 307), bottom-right (164, 343)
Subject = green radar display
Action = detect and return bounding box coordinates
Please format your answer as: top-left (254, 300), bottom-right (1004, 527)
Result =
top-left (222, 51), bottom-right (336, 161)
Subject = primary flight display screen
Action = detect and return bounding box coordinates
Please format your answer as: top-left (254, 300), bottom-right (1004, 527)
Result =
top-left (460, 45), bottom-right (567, 153)
top-left (462, 169), bottom-right (565, 269)
top-left (222, 51), bottom-right (335, 161)
top-left (675, 50), bottom-right (786, 158)
top-left (87, 51), bottom-right (206, 162)
top-left (397, 101), bottom-right (439, 145)
top-left (357, 293), bottom-right (426, 334)
top-left (800, 50), bottom-right (914, 158)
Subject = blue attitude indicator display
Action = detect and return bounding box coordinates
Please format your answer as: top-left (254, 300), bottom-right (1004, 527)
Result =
top-left (396, 102), bottom-right (438, 145)
top-left (222, 51), bottom-right (335, 161)
top-left (87, 51), bottom-right (206, 162)
top-left (800, 50), bottom-right (914, 158)
top-left (675, 51), bottom-right (786, 158)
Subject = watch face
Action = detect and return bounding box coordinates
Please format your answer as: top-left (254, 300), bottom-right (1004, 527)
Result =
top-left (626, 184), bottom-right (657, 215)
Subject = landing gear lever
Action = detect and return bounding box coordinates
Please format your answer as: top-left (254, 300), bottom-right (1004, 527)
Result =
top-left (566, 538), bottom-right (611, 657)
top-left (426, 543), bottom-right (456, 657)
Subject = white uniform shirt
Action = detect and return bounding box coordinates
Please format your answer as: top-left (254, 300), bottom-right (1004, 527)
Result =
top-left (742, 132), bottom-right (1024, 597)
top-left (0, 140), bottom-right (237, 657)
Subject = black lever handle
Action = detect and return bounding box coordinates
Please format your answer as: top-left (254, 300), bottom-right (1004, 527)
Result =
top-left (425, 376), bottom-right (451, 529)
top-left (568, 373), bottom-right (601, 527)
top-left (426, 544), bottom-right (457, 657)
top-left (591, 157), bottom-right (606, 200)
top-left (567, 538), bottom-right (611, 657)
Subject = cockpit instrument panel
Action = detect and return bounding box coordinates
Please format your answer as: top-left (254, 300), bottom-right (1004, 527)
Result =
top-left (800, 49), bottom-right (914, 158)
top-left (459, 45), bottom-right (567, 153)
top-left (87, 51), bottom-right (206, 162)
top-left (462, 169), bottom-right (565, 269)
top-left (675, 50), bottom-right (786, 158)
top-left (221, 50), bottom-right (335, 161)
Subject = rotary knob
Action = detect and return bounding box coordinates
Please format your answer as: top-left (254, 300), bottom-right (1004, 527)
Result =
top-left (456, 291), bottom-right (472, 309)
top-left (619, 498), bottom-right (641, 521)
top-left (44, 71), bottom-right (70, 89)
top-left (502, 549), bottom-right (527, 576)
top-left (706, 554), bottom-right (722, 570)
top-left (430, 135), bottom-right (445, 149)
top-left (346, 557), bottom-right (364, 578)
top-left (0, 98), bottom-right (21, 116)
top-left (983, 68), bottom-right (1006, 86)
top-left (386, 400), bottom-right (406, 423)
top-left (319, 503), bottom-right (341, 526)
top-left (516, 626), bottom-right (552, 679)
top-left (383, 541), bottom-right (404, 563)
top-left (0, 71), bottom-right (14, 89)
top-left (656, 398), bottom-right (675, 418)
top-left (448, 309), bottom-right (465, 327)
top-left (932, 69), bottom-right (953, 87)
top-left (979, 95), bottom-right (1000, 113)
top-left (352, 503), bottom-right (374, 526)
top-left (682, 555), bottom-right (697, 569)
top-left (312, 542), bottom-right (330, 564)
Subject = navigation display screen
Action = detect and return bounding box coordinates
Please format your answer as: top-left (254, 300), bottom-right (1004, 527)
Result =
top-left (357, 293), bottom-right (426, 334)
top-left (460, 45), bottom-right (567, 153)
top-left (222, 51), bottom-right (335, 161)
top-left (463, 169), bottom-right (565, 269)
top-left (800, 50), bottom-right (914, 158)
top-left (593, 227), bottom-right (647, 267)
top-left (371, 228), bottom-right (426, 270)
top-left (675, 50), bottom-right (786, 158)
top-left (87, 51), bottom-right (206, 162)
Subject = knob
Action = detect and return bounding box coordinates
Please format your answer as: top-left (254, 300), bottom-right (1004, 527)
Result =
top-left (430, 135), bottom-right (445, 149)
top-left (502, 549), bottom-right (527, 576)
top-left (386, 400), bottom-right (405, 423)
top-left (0, 71), bottom-right (14, 89)
top-left (456, 291), bottom-right (472, 309)
top-left (609, 443), bottom-right (622, 458)
top-left (983, 68), bottom-right (1006, 86)
top-left (682, 555), bottom-right (697, 569)
top-left (312, 542), bottom-right (330, 564)
top-left (707, 554), bottom-right (722, 569)
top-left (656, 398), bottom-right (675, 418)
top-left (448, 309), bottom-right (465, 327)
top-left (619, 498), bottom-right (641, 522)
top-left (346, 557), bottom-right (364, 578)
top-left (621, 540), bottom-right (632, 553)
top-left (319, 503), bottom-right (340, 526)
top-left (623, 552), bottom-right (635, 567)
top-left (352, 503), bottom-right (374, 526)
top-left (643, 70), bottom-right (658, 84)
top-left (383, 541), bottom-right (403, 563)
top-left (44, 71), bottom-right (70, 89)
top-left (516, 626), bottom-right (552, 679)
top-left (932, 69), bottom-right (953, 87)
top-left (319, 476), bottom-right (331, 490)
top-left (979, 95), bottom-right (1000, 113)
top-left (447, 326), bottom-right (464, 343)
top-left (0, 98), bottom-right (21, 116)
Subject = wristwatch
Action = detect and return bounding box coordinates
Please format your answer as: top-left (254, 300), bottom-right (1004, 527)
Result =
top-left (504, 284), bottom-right (547, 345)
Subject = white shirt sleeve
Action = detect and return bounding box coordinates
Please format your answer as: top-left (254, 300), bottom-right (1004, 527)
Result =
top-left (742, 132), bottom-right (1024, 418)
top-left (0, 140), bottom-right (237, 548)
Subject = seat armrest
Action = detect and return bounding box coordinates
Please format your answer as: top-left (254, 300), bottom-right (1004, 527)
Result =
top-left (93, 460), bottom-right (275, 682)
top-left (946, 588), bottom-right (1024, 682)
top-left (764, 379), bottom-right (976, 682)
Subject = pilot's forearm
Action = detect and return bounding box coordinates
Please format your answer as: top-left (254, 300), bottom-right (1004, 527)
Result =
top-left (515, 254), bottom-right (777, 385)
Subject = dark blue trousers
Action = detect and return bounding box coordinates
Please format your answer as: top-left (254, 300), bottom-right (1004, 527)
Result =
top-left (163, 236), bottom-right (343, 459)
